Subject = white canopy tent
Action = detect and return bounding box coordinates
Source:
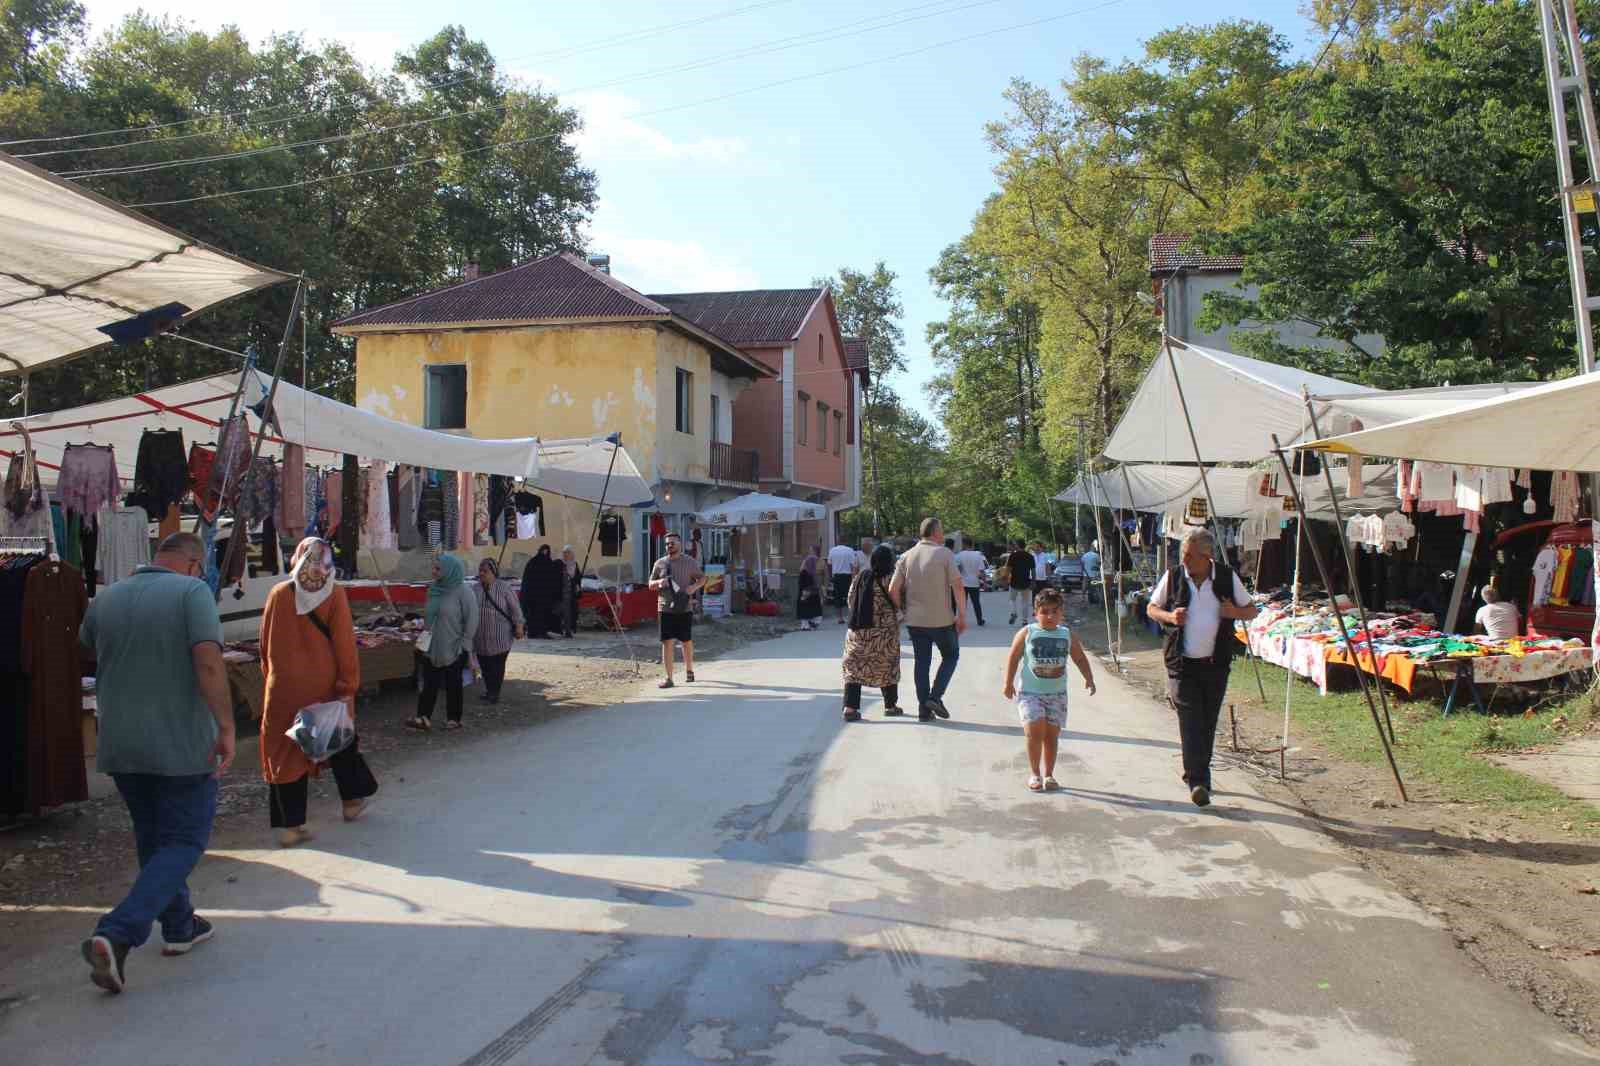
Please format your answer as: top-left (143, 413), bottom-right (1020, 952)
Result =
top-left (1, 368), bottom-right (655, 506)
top-left (693, 492), bottom-right (827, 526)
top-left (0, 151), bottom-right (289, 376)
top-left (1056, 462), bottom-right (1400, 519)
top-left (1303, 372), bottom-right (1600, 473)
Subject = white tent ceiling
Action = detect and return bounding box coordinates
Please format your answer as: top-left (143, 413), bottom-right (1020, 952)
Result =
top-left (1304, 372), bottom-right (1600, 472)
top-left (1056, 462), bottom-right (1400, 519)
top-left (0, 151), bottom-right (289, 375)
top-left (694, 492), bottom-right (826, 525)
top-left (1, 370), bottom-right (655, 505)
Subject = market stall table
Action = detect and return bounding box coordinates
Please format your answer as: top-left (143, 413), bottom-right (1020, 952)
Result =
top-left (222, 631), bottom-right (420, 717)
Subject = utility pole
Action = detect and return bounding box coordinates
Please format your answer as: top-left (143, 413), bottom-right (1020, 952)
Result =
top-left (1538, 0), bottom-right (1600, 511)
top-left (1074, 413), bottom-right (1087, 553)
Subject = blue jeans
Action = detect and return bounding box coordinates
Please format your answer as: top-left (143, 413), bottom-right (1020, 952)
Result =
top-left (97, 773), bottom-right (218, 948)
top-left (907, 625), bottom-right (960, 708)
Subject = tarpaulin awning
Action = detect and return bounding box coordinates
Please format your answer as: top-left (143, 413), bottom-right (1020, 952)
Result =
top-left (1056, 462), bottom-right (1399, 518)
top-left (1302, 372), bottom-right (1600, 472)
top-left (0, 151), bottom-right (290, 375)
top-left (1, 369), bottom-right (655, 505)
top-left (694, 492), bottom-right (826, 525)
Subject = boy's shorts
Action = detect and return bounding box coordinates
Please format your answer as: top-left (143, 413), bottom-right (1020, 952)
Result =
top-left (1016, 692), bottom-right (1068, 729)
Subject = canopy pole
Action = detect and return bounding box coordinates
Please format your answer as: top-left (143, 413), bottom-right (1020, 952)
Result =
top-left (1162, 334), bottom-right (1269, 706)
top-left (1085, 461), bottom-right (1122, 672)
top-left (1302, 391), bottom-right (1397, 744)
top-left (575, 437), bottom-right (639, 674)
top-left (1272, 435), bottom-right (1407, 801)
top-left (215, 280), bottom-right (305, 600)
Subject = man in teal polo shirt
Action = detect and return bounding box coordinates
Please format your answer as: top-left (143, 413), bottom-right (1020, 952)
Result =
top-left (78, 532), bottom-right (235, 994)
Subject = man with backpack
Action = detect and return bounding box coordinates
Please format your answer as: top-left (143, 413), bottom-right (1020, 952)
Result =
top-left (1145, 528), bottom-right (1258, 808)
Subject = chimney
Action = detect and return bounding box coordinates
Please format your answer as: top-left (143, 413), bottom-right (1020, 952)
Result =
top-left (587, 253), bottom-right (611, 275)
top-left (464, 262), bottom-right (480, 281)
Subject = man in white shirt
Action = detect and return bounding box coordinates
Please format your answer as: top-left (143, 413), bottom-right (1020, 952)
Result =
top-left (826, 542), bottom-right (859, 624)
top-left (954, 543), bottom-right (989, 627)
top-left (1475, 586), bottom-right (1521, 639)
top-left (1146, 528), bottom-right (1258, 808)
top-left (1030, 542), bottom-right (1051, 597)
top-left (855, 537), bottom-right (875, 577)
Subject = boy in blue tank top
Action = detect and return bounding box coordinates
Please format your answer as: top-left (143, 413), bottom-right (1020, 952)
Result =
top-left (1002, 588), bottom-right (1096, 792)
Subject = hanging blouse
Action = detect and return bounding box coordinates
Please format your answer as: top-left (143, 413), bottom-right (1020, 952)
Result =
top-left (57, 443), bottom-right (121, 528)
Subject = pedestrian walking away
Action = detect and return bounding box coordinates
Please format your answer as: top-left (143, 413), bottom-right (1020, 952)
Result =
top-left (841, 545), bottom-right (903, 721)
top-left (797, 544), bottom-right (824, 630)
top-left (558, 545), bottom-right (580, 637)
top-left (890, 517), bottom-right (966, 721)
top-left (1005, 541), bottom-right (1035, 624)
top-left (1030, 542), bottom-right (1051, 600)
top-left (473, 558), bottom-right (525, 703)
top-left (1002, 588), bottom-right (1096, 792)
top-left (651, 532), bottom-right (705, 688)
top-left (1145, 528), bottom-right (1258, 807)
top-left (827, 540), bottom-right (857, 624)
top-left (1081, 542), bottom-right (1102, 603)
top-left (258, 538), bottom-right (379, 848)
top-left (76, 532), bottom-right (235, 994)
top-left (409, 554), bottom-right (480, 732)
top-left (955, 542), bottom-right (988, 626)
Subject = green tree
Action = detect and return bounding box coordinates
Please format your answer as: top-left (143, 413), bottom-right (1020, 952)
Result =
top-left (1199, 0), bottom-right (1587, 386)
top-left (815, 262), bottom-right (906, 537)
top-left (0, 0), bottom-right (84, 89)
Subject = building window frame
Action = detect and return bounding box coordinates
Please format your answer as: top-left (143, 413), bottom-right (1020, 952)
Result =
top-left (423, 363), bottom-right (468, 430)
top-left (833, 410), bottom-right (843, 455)
top-left (796, 390), bottom-right (809, 446)
top-left (817, 401), bottom-right (828, 452)
top-left (709, 393), bottom-right (721, 444)
top-left (675, 367), bottom-right (694, 435)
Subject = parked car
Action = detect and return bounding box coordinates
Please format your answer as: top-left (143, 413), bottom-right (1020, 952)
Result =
top-left (1053, 555), bottom-right (1085, 591)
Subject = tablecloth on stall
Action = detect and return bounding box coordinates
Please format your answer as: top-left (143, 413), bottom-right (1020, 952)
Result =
top-left (1239, 601), bottom-right (1593, 695)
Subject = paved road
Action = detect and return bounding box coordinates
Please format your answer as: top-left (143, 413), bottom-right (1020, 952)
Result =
top-left (3, 620), bottom-right (1598, 1065)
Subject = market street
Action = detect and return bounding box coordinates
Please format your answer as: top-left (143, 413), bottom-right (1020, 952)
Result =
top-left (2, 622), bottom-right (1596, 1066)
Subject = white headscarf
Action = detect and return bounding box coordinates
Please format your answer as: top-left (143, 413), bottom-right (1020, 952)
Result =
top-left (288, 538), bottom-right (336, 615)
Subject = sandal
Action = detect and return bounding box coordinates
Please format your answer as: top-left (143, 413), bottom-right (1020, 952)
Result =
top-left (658, 678), bottom-right (675, 689)
top-left (842, 708), bottom-right (862, 722)
top-left (685, 671), bottom-right (695, 683)
top-left (277, 827), bottom-right (314, 848)
top-left (1042, 776), bottom-right (1060, 791)
top-left (1027, 775), bottom-right (1044, 793)
top-left (444, 721), bottom-right (462, 731)
top-left (342, 799), bottom-right (372, 822)
top-left (404, 717), bottom-right (431, 732)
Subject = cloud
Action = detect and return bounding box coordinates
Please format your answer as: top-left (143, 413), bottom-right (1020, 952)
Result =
top-left (587, 227), bottom-right (762, 294)
top-left (512, 72), bottom-right (750, 167)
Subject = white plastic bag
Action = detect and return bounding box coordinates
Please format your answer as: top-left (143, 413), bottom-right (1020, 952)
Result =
top-left (286, 701), bottom-right (355, 762)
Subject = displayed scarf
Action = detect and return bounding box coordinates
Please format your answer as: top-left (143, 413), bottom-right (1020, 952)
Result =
top-left (288, 537), bottom-right (336, 615)
top-left (426, 554), bottom-right (465, 627)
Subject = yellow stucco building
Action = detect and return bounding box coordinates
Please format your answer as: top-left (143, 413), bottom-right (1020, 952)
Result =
top-left (333, 253), bottom-right (771, 581)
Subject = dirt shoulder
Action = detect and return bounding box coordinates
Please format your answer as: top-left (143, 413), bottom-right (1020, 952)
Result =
top-left (0, 612), bottom-right (792, 920)
top-left (1068, 598), bottom-right (1600, 1047)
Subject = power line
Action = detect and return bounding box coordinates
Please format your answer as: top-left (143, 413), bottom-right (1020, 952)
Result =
top-left (61, 0), bottom-right (995, 180)
top-left (129, 0), bottom-right (1126, 209)
top-left (0, 0), bottom-right (800, 150)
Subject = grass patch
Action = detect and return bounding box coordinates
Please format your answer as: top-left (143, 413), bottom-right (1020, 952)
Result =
top-left (1228, 661), bottom-right (1600, 833)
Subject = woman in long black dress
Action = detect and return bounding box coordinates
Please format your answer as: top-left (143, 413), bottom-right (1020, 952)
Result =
top-left (797, 544), bottom-right (824, 630)
top-left (520, 545), bottom-right (561, 639)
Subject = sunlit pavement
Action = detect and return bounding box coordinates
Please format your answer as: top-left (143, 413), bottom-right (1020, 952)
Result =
top-left (3, 615), bottom-right (1598, 1065)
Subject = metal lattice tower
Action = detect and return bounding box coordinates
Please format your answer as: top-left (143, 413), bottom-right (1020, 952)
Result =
top-left (1539, 0), bottom-right (1600, 374)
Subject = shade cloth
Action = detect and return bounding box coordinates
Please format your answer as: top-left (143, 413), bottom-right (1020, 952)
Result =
top-left (694, 492), bottom-right (826, 525)
top-left (1302, 371), bottom-right (1600, 473)
top-left (0, 151), bottom-right (289, 375)
top-left (0, 369), bottom-right (655, 505)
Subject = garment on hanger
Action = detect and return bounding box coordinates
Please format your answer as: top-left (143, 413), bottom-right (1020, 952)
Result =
top-left (513, 490), bottom-right (543, 540)
top-left (441, 471), bottom-right (459, 550)
top-left (337, 454), bottom-right (360, 573)
top-left (1397, 461), bottom-right (1416, 514)
top-left (1532, 545), bottom-right (1559, 606)
top-left (416, 476), bottom-right (444, 547)
top-left (456, 471), bottom-right (474, 549)
top-left (323, 469), bottom-right (344, 537)
top-left (93, 504), bottom-right (151, 588)
top-left (487, 476), bottom-right (511, 544)
top-left (473, 474), bottom-right (491, 546)
top-left (397, 466), bottom-right (421, 550)
top-left (1412, 462), bottom-right (1454, 503)
top-left (3, 453), bottom-right (38, 520)
top-left (57, 443), bottom-right (121, 528)
top-left (12, 558), bottom-right (89, 814)
top-left (387, 466), bottom-right (401, 536)
top-left (1553, 471), bottom-right (1582, 525)
top-left (276, 444), bottom-right (306, 540)
top-left (204, 415), bottom-right (252, 517)
top-left (598, 511), bottom-right (627, 556)
top-left (124, 428), bottom-right (187, 520)
top-left (188, 443), bottom-right (215, 504)
top-left (364, 460), bottom-right (396, 550)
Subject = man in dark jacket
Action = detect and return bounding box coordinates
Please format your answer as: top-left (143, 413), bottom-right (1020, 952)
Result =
top-left (1005, 541), bottom-right (1035, 624)
top-left (1145, 528), bottom-right (1258, 808)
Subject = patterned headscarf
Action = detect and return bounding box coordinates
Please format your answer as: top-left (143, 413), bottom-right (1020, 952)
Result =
top-left (288, 538), bottom-right (335, 615)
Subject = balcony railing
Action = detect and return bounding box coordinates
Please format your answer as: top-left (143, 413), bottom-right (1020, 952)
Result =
top-left (711, 441), bottom-right (759, 486)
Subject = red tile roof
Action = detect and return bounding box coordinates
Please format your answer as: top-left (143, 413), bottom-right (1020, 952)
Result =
top-left (843, 337), bottom-right (868, 372)
top-left (331, 252), bottom-right (672, 329)
top-left (649, 289), bottom-right (823, 345)
top-left (1148, 234), bottom-right (1245, 275)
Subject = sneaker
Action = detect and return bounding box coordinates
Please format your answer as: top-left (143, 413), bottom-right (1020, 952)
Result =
top-left (931, 698), bottom-right (951, 720)
top-left (917, 701), bottom-right (935, 722)
top-left (1008, 615), bottom-right (1016, 625)
top-left (82, 935), bottom-right (127, 993)
top-left (161, 916), bottom-right (215, 957)
top-left (883, 707), bottom-right (905, 717)
top-left (1190, 784), bottom-right (1211, 808)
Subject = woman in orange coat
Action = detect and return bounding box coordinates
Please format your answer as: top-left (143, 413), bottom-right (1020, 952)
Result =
top-left (258, 538), bottom-right (378, 847)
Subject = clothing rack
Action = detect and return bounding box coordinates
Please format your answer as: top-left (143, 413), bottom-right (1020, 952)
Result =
top-left (0, 536), bottom-right (47, 553)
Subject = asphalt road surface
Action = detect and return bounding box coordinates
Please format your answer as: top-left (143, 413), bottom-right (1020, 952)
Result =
top-left (3, 617), bottom-right (1598, 1065)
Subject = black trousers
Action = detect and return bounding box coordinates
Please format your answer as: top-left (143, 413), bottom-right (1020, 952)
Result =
top-left (1167, 660), bottom-right (1230, 789)
top-left (843, 682), bottom-right (899, 709)
top-left (418, 653), bottom-right (468, 723)
top-left (478, 652), bottom-right (509, 699)
top-left (268, 737), bottom-right (379, 828)
top-left (964, 586), bottom-right (984, 625)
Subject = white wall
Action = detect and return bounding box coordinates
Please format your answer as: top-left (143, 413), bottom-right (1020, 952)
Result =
top-left (1166, 272), bottom-right (1387, 358)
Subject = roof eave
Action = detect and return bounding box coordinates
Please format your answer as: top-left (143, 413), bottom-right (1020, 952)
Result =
top-left (667, 318), bottom-right (776, 379)
top-left (331, 314), bottom-right (671, 337)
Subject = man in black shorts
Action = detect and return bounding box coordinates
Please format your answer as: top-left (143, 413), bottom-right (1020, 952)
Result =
top-left (650, 532), bottom-right (705, 689)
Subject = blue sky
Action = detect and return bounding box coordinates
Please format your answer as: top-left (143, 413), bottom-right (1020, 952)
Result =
top-left (83, 0), bottom-right (1319, 422)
